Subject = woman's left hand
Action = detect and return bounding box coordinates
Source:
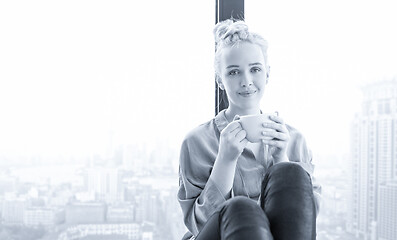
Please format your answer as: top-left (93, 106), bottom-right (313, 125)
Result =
top-left (261, 115), bottom-right (290, 164)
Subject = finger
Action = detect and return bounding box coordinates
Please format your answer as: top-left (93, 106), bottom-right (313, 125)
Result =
top-left (226, 121), bottom-right (242, 133)
top-left (262, 122), bottom-right (286, 132)
top-left (269, 115), bottom-right (284, 124)
top-left (262, 130), bottom-right (288, 141)
top-left (262, 139), bottom-right (287, 149)
top-left (240, 138), bottom-right (249, 145)
top-left (233, 115), bottom-right (241, 121)
top-left (229, 124), bottom-right (242, 135)
top-left (235, 129), bottom-right (247, 140)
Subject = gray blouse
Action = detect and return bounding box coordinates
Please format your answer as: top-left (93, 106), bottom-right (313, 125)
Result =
top-left (177, 110), bottom-right (322, 240)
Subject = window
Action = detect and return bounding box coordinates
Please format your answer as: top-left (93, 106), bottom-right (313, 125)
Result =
top-left (246, 0), bottom-right (397, 239)
top-left (0, 1), bottom-right (214, 239)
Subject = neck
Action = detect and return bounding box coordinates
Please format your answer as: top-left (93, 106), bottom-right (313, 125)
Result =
top-left (225, 105), bottom-right (261, 122)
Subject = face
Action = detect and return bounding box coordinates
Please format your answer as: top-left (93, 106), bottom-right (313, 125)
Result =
top-left (218, 42), bottom-right (267, 110)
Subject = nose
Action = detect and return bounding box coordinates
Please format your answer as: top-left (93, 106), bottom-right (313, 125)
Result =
top-left (241, 72), bottom-right (253, 87)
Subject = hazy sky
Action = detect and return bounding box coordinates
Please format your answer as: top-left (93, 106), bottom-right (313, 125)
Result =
top-left (246, 0), bottom-right (397, 157)
top-left (1, 0), bottom-right (396, 162)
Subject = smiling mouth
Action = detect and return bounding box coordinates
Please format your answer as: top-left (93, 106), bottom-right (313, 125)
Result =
top-left (239, 90), bottom-right (257, 97)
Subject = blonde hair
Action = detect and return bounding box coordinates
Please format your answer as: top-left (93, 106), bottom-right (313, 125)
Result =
top-left (213, 19), bottom-right (269, 77)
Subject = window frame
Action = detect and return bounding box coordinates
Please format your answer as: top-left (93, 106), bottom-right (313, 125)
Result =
top-left (215, 0), bottom-right (244, 115)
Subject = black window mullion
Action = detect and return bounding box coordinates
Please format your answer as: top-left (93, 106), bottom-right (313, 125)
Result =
top-left (215, 0), bottom-right (244, 115)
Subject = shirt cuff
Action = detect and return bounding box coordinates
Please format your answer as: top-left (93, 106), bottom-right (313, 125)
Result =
top-left (313, 190), bottom-right (322, 216)
top-left (200, 178), bottom-right (228, 211)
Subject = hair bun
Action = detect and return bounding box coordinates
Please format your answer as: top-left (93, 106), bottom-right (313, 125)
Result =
top-left (214, 20), bottom-right (249, 47)
top-left (213, 19), bottom-right (233, 44)
top-left (212, 19), bottom-right (269, 76)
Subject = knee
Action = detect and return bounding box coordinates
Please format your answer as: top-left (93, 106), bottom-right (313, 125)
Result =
top-left (218, 197), bottom-right (273, 239)
top-left (272, 161), bottom-right (305, 173)
top-left (268, 162), bottom-right (310, 182)
top-left (220, 196), bottom-right (261, 217)
top-left (261, 162), bottom-right (313, 199)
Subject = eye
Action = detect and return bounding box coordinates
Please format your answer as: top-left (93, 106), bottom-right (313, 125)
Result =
top-left (251, 67), bottom-right (262, 73)
top-left (228, 69), bottom-right (240, 76)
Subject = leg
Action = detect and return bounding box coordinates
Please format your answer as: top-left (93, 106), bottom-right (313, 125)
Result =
top-left (196, 196), bottom-right (273, 240)
top-left (219, 197), bottom-right (273, 240)
top-left (260, 162), bottom-right (316, 240)
top-left (194, 209), bottom-right (221, 240)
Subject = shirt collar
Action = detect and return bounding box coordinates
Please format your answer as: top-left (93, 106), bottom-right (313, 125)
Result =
top-left (214, 109), bottom-right (229, 132)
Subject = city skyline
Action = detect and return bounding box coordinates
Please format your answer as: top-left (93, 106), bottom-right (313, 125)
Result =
top-left (348, 80), bottom-right (397, 240)
top-left (0, 157), bottom-right (184, 240)
top-left (1, 1), bottom-right (397, 240)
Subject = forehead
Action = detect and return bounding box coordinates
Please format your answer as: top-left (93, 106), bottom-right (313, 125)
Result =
top-left (220, 42), bottom-right (265, 67)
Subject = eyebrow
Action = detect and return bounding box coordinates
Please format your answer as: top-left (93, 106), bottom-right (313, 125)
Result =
top-left (226, 63), bottom-right (263, 69)
top-left (226, 65), bottom-right (239, 69)
top-left (249, 62), bottom-right (263, 66)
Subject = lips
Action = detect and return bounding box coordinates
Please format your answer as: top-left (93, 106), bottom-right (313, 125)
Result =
top-left (239, 90), bottom-right (257, 97)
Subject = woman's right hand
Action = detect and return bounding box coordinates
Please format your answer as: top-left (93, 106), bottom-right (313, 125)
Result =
top-left (218, 117), bottom-right (249, 162)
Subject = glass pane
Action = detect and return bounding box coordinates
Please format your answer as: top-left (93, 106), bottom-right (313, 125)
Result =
top-left (0, 1), bottom-right (214, 239)
top-left (246, 1), bottom-right (397, 239)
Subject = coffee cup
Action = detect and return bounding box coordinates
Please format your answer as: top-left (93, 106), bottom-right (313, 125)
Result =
top-left (239, 113), bottom-right (276, 143)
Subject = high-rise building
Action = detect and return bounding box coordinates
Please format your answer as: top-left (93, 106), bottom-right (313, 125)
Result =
top-left (1, 196), bottom-right (28, 224)
top-left (348, 80), bottom-right (397, 240)
top-left (23, 207), bottom-right (64, 227)
top-left (378, 181), bottom-right (397, 240)
top-left (57, 223), bottom-right (141, 240)
top-left (85, 167), bottom-right (124, 203)
top-left (134, 185), bottom-right (161, 224)
top-left (107, 203), bottom-right (134, 223)
top-left (65, 202), bottom-right (106, 224)
top-left (48, 189), bottom-right (73, 207)
top-left (0, 176), bottom-right (17, 195)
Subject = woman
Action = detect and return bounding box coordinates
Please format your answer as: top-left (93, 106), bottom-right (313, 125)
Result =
top-left (177, 19), bottom-right (321, 240)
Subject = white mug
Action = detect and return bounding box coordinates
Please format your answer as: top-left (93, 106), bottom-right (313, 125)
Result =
top-left (239, 113), bottom-right (277, 143)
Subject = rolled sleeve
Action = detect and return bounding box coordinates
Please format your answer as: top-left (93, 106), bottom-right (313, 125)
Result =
top-left (177, 134), bottom-right (227, 236)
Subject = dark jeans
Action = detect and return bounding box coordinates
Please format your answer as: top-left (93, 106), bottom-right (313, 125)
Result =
top-left (195, 162), bottom-right (316, 240)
